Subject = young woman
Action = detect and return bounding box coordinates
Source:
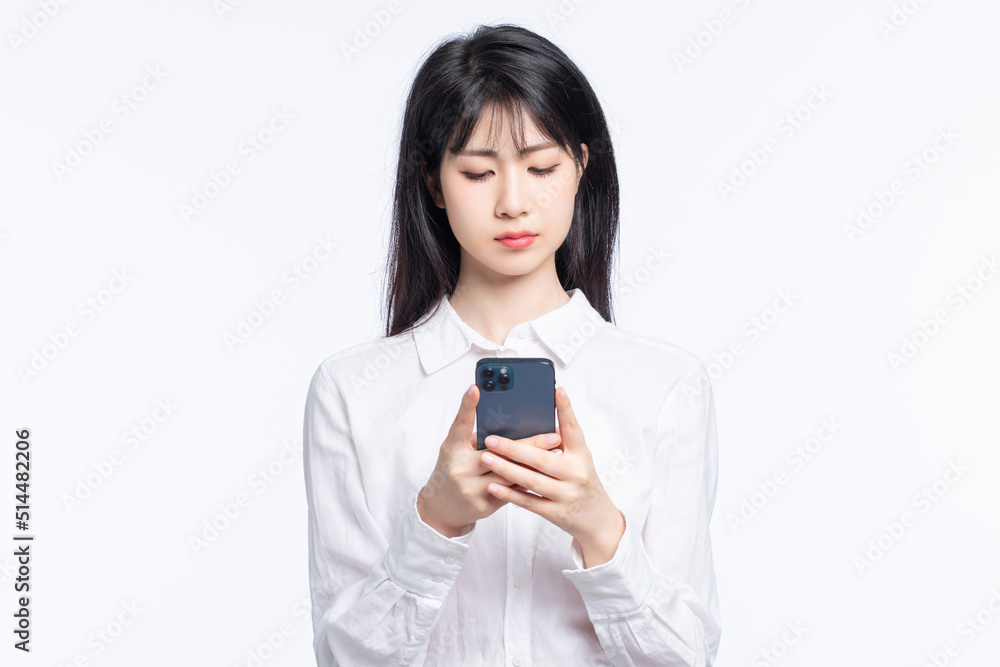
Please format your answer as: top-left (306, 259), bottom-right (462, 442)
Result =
top-left (303, 23), bottom-right (721, 666)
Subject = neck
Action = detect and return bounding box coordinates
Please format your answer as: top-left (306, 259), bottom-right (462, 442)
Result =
top-left (448, 261), bottom-right (570, 346)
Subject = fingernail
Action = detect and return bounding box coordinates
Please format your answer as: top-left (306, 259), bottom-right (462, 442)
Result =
top-left (553, 448), bottom-right (563, 455)
top-left (481, 452), bottom-right (495, 465)
top-left (557, 387), bottom-right (566, 399)
top-left (546, 433), bottom-right (560, 445)
top-left (485, 435), bottom-right (498, 447)
top-left (467, 385), bottom-right (475, 396)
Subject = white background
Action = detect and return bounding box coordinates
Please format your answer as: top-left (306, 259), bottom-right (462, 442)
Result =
top-left (2, 1), bottom-right (999, 665)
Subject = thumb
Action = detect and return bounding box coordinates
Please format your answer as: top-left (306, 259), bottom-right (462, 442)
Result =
top-left (447, 384), bottom-right (478, 448)
top-left (554, 385), bottom-right (584, 452)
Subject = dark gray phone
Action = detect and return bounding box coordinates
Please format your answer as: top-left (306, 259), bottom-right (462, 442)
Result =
top-left (475, 357), bottom-right (556, 450)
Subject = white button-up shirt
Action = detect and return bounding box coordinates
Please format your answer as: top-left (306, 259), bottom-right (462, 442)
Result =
top-left (302, 288), bottom-right (721, 666)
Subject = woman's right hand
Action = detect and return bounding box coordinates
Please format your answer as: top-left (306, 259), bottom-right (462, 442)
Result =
top-left (416, 383), bottom-right (558, 537)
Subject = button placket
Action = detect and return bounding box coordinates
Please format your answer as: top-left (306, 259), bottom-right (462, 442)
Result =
top-left (503, 502), bottom-right (532, 666)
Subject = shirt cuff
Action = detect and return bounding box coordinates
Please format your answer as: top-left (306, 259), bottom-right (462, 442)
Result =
top-left (383, 493), bottom-right (474, 600)
top-left (560, 510), bottom-right (655, 618)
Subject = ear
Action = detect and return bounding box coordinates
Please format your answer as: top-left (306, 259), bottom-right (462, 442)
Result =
top-left (576, 143), bottom-right (589, 185)
top-left (421, 160), bottom-right (446, 209)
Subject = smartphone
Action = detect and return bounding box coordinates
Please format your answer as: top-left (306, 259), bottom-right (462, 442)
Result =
top-left (475, 357), bottom-right (556, 450)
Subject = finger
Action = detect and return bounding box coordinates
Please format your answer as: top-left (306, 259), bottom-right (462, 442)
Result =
top-left (519, 431), bottom-right (562, 451)
top-left (486, 482), bottom-right (555, 520)
top-left (480, 445), bottom-right (559, 499)
top-left (555, 386), bottom-right (585, 453)
top-left (447, 385), bottom-right (479, 448)
top-left (472, 444), bottom-right (537, 482)
top-left (481, 450), bottom-right (546, 477)
top-left (485, 434), bottom-right (565, 478)
top-left (477, 470), bottom-right (522, 489)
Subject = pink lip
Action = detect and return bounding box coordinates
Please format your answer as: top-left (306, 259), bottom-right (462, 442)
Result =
top-left (496, 234), bottom-right (537, 249)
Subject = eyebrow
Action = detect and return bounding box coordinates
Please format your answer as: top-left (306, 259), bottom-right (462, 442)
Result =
top-left (455, 140), bottom-right (559, 158)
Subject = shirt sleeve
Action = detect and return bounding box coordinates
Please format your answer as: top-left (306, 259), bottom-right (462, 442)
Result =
top-left (303, 362), bottom-right (475, 667)
top-left (561, 363), bottom-right (722, 666)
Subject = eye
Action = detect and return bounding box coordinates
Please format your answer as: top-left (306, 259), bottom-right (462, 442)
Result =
top-left (461, 165), bottom-right (559, 183)
top-left (531, 166), bottom-right (558, 177)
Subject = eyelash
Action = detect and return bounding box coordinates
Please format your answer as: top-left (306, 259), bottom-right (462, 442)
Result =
top-left (463, 166), bottom-right (558, 182)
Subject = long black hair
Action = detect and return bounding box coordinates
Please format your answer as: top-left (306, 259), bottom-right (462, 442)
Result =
top-left (382, 23), bottom-right (620, 337)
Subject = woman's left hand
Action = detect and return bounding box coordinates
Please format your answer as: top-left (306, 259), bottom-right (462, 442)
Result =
top-left (479, 385), bottom-right (626, 568)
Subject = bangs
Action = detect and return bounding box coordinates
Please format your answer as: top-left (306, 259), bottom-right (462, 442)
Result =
top-left (446, 94), bottom-right (571, 160)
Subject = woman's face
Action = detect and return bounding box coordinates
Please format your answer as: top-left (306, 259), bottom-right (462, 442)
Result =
top-left (423, 106), bottom-right (588, 282)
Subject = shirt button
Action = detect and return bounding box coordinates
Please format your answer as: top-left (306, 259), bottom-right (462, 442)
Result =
top-left (513, 575), bottom-right (527, 588)
top-left (512, 656), bottom-right (523, 666)
top-left (433, 573), bottom-right (444, 583)
top-left (445, 555), bottom-right (456, 564)
top-left (607, 650), bottom-right (618, 658)
top-left (518, 327), bottom-right (530, 338)
top-left (416, 629), bottom-right (427, 639)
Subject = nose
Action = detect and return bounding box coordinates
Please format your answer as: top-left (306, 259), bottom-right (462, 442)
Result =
top-left (495, 169), bottom-right (531, 219)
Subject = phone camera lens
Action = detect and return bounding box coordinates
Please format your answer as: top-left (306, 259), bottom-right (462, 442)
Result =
top-left (482, 380), bottom-right (496, 392)
top-left (497, 375), bottom-right (510, 386)
top-left (482, 368), bottom-right (495, 379)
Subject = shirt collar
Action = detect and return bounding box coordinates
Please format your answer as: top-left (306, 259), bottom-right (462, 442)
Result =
top-left (412, 288), bottom-right (607, 374)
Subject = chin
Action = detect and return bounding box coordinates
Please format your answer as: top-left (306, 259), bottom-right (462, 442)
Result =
top-left (475, 249), bottom-right (537, 271)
